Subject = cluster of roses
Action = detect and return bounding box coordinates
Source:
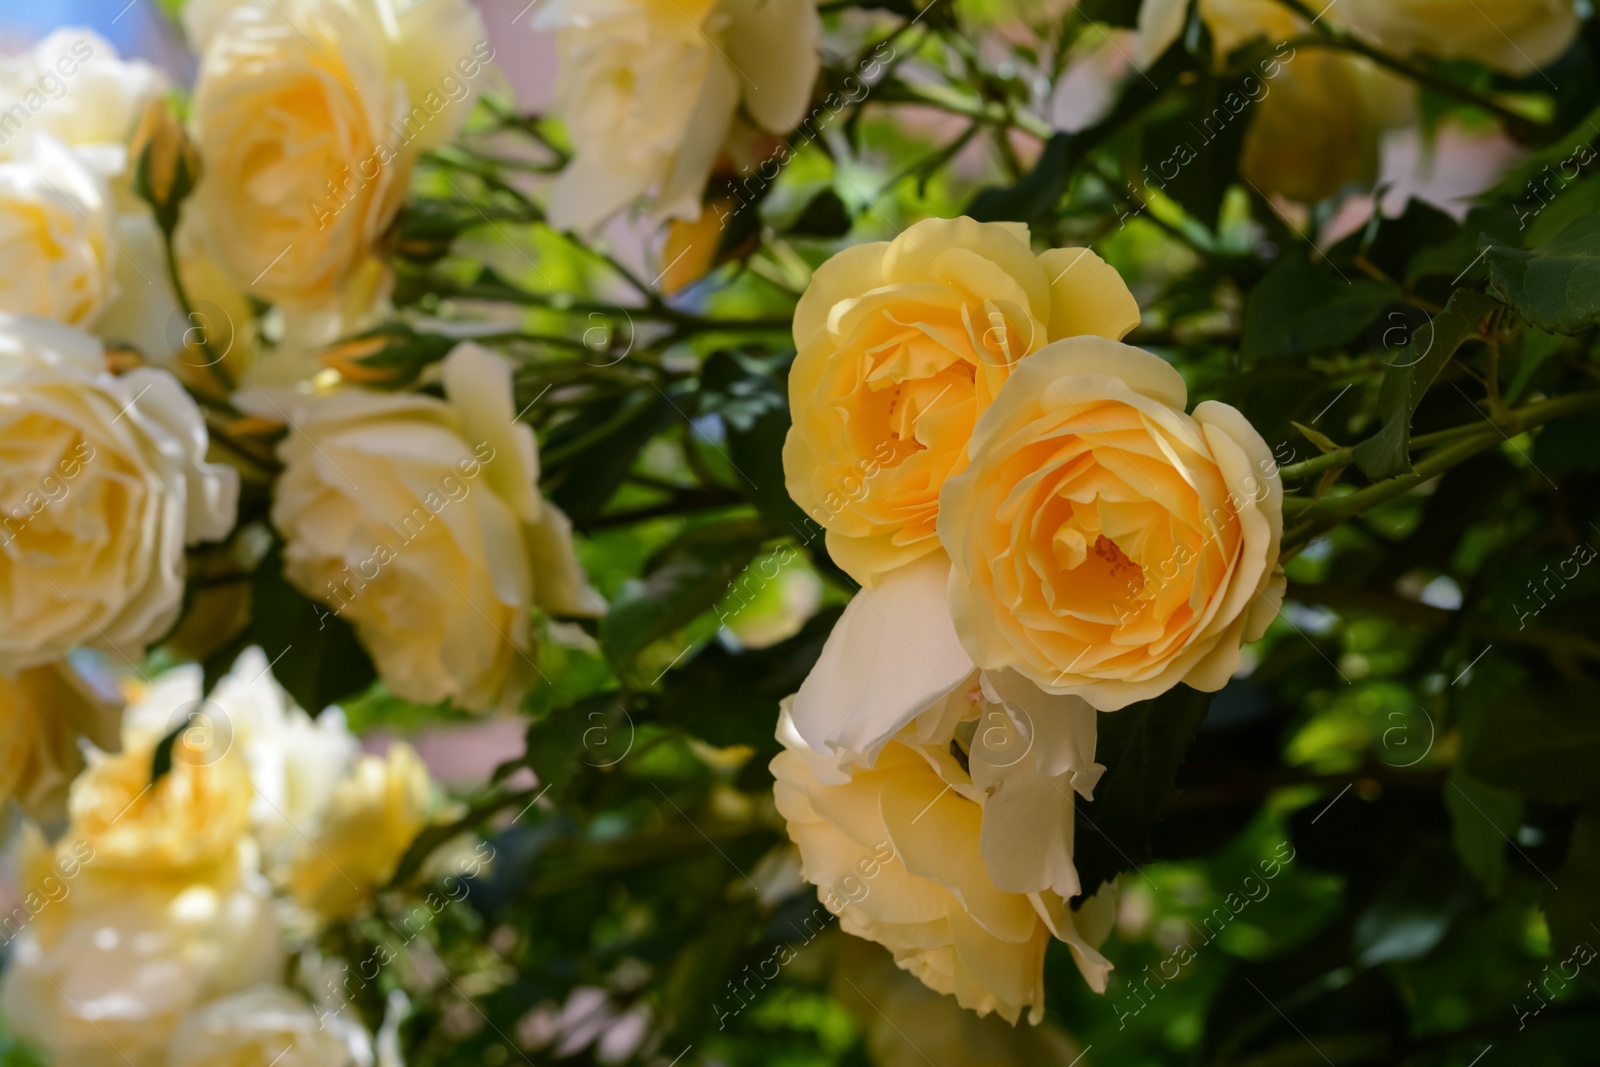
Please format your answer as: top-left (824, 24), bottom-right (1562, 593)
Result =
top-left (770, 217), bottom-right (1287, 1023)
top-left (2, 648), bottom-right (439, 1067)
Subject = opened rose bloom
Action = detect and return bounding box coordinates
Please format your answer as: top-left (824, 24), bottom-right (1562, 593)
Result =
top-left (0, 314), bottom-right (238, 673)
top-left (772, 689), bottom-right (1115, 1023)
top-left (938, 337), bottom-right (1284, 711)
top-left (784, 217), bottom-right (1141, 587)
top-left (185, 0), bottom-right (487, 308)
top-left (537, 0), bottom-right (820, 229)
top-left (0, 136), bottom-right (115, 326)
top-left (243, 343), bottom-right (602, 712)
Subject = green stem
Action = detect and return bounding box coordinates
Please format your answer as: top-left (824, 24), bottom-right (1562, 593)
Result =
top-left (1282, 390), bottom-right (1600, 549)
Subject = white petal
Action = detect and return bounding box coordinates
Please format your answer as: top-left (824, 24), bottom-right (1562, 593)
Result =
top-left (791, 552), bottom-right (973, 767)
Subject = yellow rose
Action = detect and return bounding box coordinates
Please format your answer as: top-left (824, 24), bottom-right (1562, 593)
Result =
top-left (243, 343), bottom-right (603, 711)
top-left (0, 659), bottom-right (121, 820)
top-left (938, 337), bottom-right (1284, 711)
top-left (783, 217), bottom-right (1141, 587)
top-left (772, 698), bottom-right (1113, 1024)
top-left (537, 0), bottom-right (820, 229)
top-left (0, 314), bottom-right (239, 672)
top-left (1338, 0), bottom-right (1578, 74)
top-left (0, 135), bottom-right (114, 326)
top-left (186, 0), bottom-right (487, 308)
top-left (170, 986), bottom-right (374, 1067)
top-left (287, 742), bottom-right (432, 919)
top-left (67, 731), bottom-right (254, 885)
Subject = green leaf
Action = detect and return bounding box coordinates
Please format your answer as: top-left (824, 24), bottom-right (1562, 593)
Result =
top-left (660, 897), bottom-right (758, 1044)
top-left (1350, 289), bottom-right (1499, 481)
top-left (1543, 801), bottom-right (1600, 993)
top-left (1484, 215), bottom-right (1600, 335)
top-left (650, 607), bottom-right (841, 755)
top-left (599, 519), bottom-right (772, 669)
top-left (1241, 252), bottom-right (1397, 361)
top-left (786, 189), bottom-right (853, 238)
top-left (1140, 74), bottom-right (1251, 226)
top-left (1075, 0), bottom-right (1143, 27)
top-left (545, 391), bottom-right (680, 528)
top-left (1466, 676), bottom-right (1600, 804)
top-left (248, 547), bottom-right (377, 713)
top-left (967, 132), bottom-right (1071, 226)
top-left (1444, 769), bottom-right (1522, 897)
top-left (1072, 685), bottom-right (1212, 899)
top-left (1407, 204), bottom-right (1520, 286)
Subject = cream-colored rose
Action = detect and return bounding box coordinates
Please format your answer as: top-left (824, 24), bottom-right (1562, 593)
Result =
top-left (537, 0), bottom-right (820, 229)
top-left (120, 648), bottom-right (360, 866)
top-left (783, 217), bottom-right (1141, 587)
top-left (243, 343), bottom-right (603, 712)
top-left (186, 0), bottom-right (487, 308)
top-left (832, 938), bottom-right (1090, 1067)
top-left (0, 135), bottom-right (115, 326)
top-left (1338, 0), bottom-right (1578, 74)
top-left (938, 337), bottom-right (1284, 711)
top-left (0, 831), bottom-right (281, 1067)
top-left (0, 30), bottom-right (167, 172)
top-left (286, 742), bottom-right (433, 920)
top-left (773, 699), bottom-right (1113, 1024)
top-left (0, 657), bottom-right (121, 820)
top-left (0, 314), bottom-right (239, 673)
top-left (170, 986), bottom-right (375, 1067)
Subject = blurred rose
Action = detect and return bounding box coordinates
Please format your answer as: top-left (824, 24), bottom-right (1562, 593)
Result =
top-left (1239, 51), bottom-right (1397, 204)
top-left (0, 314), bottom-right (238, 673)
top-left (0, 657), bottom-right (121, 821)
top-left (287, 742), bottom-right (433, 919)
top-left (244, 343), bottom-right (602, 712)
top-left (833, 938), bottom-right (1091, 1067)
top-left (121, 648), bottom-right (360, 868)
top-left (537, 0), bottom-right (820, 229)
top-left (185, 0), bottom-right (487, 308)
top-left (772, 696), bottom-right (1113, 1024)
top-left (939, 337), bottom-right (1284, 710)
top-left (66, 728), bottom-right (253, 886)
top-left (1, 829), bottom-right (280, 1067)
top-left (0, 136), bottom-right (115, 326)
top-left (170, 985), bottom-right (375, 1067)
top-left (784, 217), bottom-right (1140, 587)
top-left (0, 30), bottom-right (167, 175)
top-left (1338, 0), bottom-right (1579, 74)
